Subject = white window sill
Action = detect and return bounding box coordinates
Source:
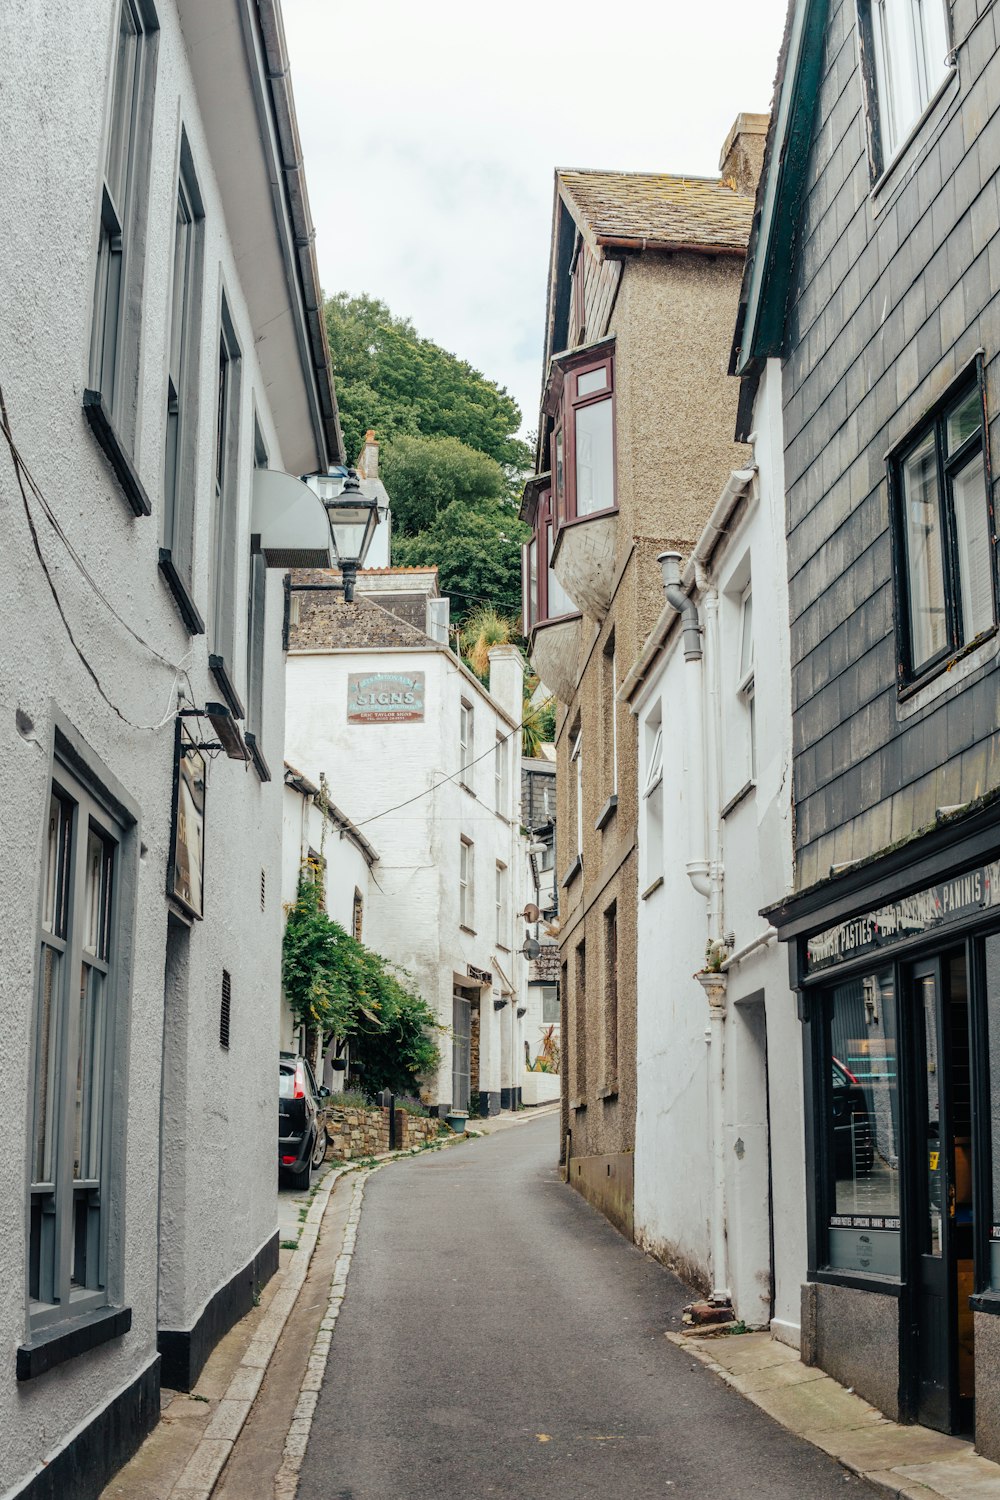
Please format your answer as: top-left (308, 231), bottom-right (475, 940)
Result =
top-left (896, 629), bottom-right (999, 721)
top-left (870, 67), bottom-right (958, 214)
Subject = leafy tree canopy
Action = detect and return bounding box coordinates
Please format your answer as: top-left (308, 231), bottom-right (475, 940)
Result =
top-left (325, 293), bottom-right (532, 472)
top-left (393, 499), bottom-right (528, 624)
top-left (380, 434), bottom-right (506, 539)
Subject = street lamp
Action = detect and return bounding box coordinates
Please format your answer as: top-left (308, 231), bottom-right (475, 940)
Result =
top-left (313, 469), bottom-right (381, 601)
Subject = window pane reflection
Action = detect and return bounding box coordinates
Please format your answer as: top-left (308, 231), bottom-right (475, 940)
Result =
top-left (902, 433), bottom-right (947, 668)
top-left (575, 399), bottom-right (614, 516)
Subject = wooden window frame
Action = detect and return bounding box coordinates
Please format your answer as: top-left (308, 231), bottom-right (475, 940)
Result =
top-left (526, 488), bottom-right (581, 630)
top-left (562, 354), bottom-right (617, 526)
top-left (888, 359), bottom-right (996, 694)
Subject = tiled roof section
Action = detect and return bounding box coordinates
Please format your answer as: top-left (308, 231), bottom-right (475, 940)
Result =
top-left (559, 170), bottom-right (754, 253)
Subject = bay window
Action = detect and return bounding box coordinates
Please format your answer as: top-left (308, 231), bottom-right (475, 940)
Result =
top-left (562, 350), bottom-right (616, 522)
top-left (522, 488), bottom-right (577, 633)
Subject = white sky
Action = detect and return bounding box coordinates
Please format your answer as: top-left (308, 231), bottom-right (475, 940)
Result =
top-left (282, 0), bottom-right (790, 437)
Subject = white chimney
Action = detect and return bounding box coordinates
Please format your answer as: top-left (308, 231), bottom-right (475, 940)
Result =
top-left (487, 644), bottom-right (524, 724)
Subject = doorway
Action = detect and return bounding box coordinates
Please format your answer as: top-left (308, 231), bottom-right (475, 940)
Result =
top-left (910, 950), bottom-right (974, 1435)
top-left (452, 989), bottom-right (472, 1113)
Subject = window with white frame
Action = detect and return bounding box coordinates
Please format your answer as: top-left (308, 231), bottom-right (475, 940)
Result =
top-left (495, 731), bottom-right (508, 816)
top-left (460, 837), bottom-right (474, 928)
top-left (29, 755), bottom-right (133, 1331)
top-left (540, 984), bottom-right (560, 1024)
top-left (496, 861), bottom-right (509, 947)
top-left (570, 727), bottom-right (584, 860)
top-left (737, 582), bottom-right (756, 781)
top-left (460, 700), bottom-right (474, 787)
top-left (642, 712), bottom-right (664, 885)
top-left (89, 0), bottom-right (158, 441)
top-left (864, 0), bottom-right (950, 170)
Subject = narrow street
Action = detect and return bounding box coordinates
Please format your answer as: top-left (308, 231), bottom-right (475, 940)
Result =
top-left (298, 1116), bottom-right (875, 1499)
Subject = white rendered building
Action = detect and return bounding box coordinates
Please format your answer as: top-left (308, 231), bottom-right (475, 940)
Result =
top-left (624, 361), bottom-right (806, 1342)
top-left (285, 581), bottom-right (530, 1115)
top-left (0, 2), bottom-right (339, 1491)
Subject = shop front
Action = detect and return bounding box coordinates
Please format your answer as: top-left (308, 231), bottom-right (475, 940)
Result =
top-left (770, 817), bottom-right (1000, 1457)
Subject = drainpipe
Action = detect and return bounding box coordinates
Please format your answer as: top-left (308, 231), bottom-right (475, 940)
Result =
top-left (658, 553), bottom-right (708, 898)
top-left (696, 564), bottom-right (725, 940)
top-left (661, 551), bottom-right (729, 1306)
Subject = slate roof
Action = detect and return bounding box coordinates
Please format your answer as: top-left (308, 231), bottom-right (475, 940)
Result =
top-left (558, 170), bottom-right (754, 253)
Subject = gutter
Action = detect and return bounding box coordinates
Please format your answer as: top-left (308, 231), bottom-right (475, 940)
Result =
top-left (596, 234), bottom-right (747, 257)
top-left (250, 0), bottom-right (345, 466)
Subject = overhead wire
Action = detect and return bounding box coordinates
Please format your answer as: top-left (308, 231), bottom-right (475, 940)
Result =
top-left (353, 713), bottom-right (531, 828)
top-left (1, 381), bottom-right (193, 731)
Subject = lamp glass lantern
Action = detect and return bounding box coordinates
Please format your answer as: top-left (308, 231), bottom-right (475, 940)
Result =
top-left (319, 470), bottom-right (380, 598)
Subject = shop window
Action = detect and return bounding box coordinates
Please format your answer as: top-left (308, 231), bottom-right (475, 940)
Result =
top-left (861, 0), bottom-right (950, 173)
top-left (822, 969), bottom-right (901, 1276)
top-left (985, 934), bottom-right (1000, 1287)
top-left (890, 371), bottom-right (994, 684)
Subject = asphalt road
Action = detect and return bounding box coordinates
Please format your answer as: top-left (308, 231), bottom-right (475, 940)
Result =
top-left (299, 1113), bottom-right (876, 1499)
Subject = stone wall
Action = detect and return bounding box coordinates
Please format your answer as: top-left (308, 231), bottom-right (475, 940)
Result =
top-left (323, 1105), bottom-right (442, 1160)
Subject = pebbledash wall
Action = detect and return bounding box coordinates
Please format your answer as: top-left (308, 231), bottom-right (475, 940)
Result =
top-left (284, 593), bottom-right (530, 1116)
top-left (0, 1), bottom-right (333, 1493)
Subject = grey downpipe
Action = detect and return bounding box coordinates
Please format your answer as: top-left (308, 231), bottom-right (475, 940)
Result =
top-left (658, 551), bottom-right (702, 659)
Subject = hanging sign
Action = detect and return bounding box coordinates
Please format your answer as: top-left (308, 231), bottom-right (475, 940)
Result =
top-left (169, 721), bottom-right (206, 919)
top-left (805, 860), bottom-right (1000, 973)
top-left (347, 671), bottom-right (425, 723)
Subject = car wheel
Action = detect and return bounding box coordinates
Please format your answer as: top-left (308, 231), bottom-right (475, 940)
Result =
top-left (311, 1123), bottom-right (328, 1169)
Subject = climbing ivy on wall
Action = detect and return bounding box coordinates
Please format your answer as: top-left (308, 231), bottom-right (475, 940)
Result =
top-left (282, 862), bottom-right (443, 1095)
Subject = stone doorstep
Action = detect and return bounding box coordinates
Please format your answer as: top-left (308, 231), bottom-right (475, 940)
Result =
top-left (671, 1330), bottom-right (1000, 1500)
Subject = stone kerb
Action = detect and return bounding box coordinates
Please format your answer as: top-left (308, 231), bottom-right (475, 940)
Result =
top-left (322, 1104), bottom-right (441, 1160)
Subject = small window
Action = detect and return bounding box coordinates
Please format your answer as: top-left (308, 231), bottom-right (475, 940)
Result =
top-left (642, 713), bottom-right (664, 886)
top-left (891, 373), bottom-right (994, 683)
top-left (89, 0), bottom-right (158, 440)
top-left (864, 0), bottom-right (950, 169)
top-left (459, 700), bottom-right (474, 786)
top-left (163, 140), bottom-right (204, 593)
top-left (29, 757), bottom-right (133, 1329)
top-left (540, 984), bottom-right (560, 1024)
top-left (495, 861), bottom-right (508, 946)
top-left (559, 349), bottom-right (616, 524)
top-left (494, 732), bottom-right (508, 816)
top-left (737, 583), bottom-right (756, 781)
top-left (570, 727), bottom-right (583, 859)
top-left (211, 296), bottom-right (243, 684)
top-left (603, 635), bottom-right (618, 797)
top-left (459, 837), bottom-right (474, 928)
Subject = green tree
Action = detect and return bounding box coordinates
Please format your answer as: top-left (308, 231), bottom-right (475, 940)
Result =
top-left (394, 499), bottom-right (528, 623)
top-left (325, 293), bottom-right (531, 472)
top-left (380, 434), bottom-right (506, 538)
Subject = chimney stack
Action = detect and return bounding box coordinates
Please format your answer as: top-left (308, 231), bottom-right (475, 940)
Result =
top-left (719, 112), bottom-right (769, 196)
top-left (356, 428), bottom-right (379, 480)
top-left (487, 645), bottom-right (524, 727)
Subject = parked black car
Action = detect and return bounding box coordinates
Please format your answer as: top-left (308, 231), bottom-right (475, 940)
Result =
top-left (832, 1057), bottom-right (874, 1176)
top-left (279, 1052), bottom-right (329, 1186)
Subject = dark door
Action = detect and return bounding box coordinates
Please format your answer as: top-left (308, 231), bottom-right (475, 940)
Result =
top-left (912, 954), bottom-right (974, 1434)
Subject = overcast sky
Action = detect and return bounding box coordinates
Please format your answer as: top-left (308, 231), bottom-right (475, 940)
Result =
top-left (282, 0), bottom-right (789, 437)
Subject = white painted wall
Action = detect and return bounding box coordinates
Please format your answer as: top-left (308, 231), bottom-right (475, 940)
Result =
top-left (0, 1), bottom-right (321, 1485)
top-left (633, 360), bottom-right (805, 1340)
top-left (285, 643), bottom-right (529, 1113)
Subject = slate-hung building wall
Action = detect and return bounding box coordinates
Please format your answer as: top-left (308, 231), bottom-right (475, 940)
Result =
top-left (734, 0), bottom-right (1000, 1458)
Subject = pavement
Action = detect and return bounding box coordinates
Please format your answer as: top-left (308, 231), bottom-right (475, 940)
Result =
top-left (100, 1104), bottom-right (1000, 1499)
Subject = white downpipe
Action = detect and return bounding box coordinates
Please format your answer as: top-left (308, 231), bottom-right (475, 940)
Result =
top-left (706, 985), bottom-right (730, 1304)
top-left (684, 651), bottom-right (710, 897)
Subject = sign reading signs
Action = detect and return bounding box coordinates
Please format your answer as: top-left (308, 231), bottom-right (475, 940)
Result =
top-left (347, 671), bottom-right (425, 724)
top-left (806, 861), bottom-right (1000, 973)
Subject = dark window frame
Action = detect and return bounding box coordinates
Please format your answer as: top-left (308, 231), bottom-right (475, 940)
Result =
top-left (209, 291), bottom-right (245, 716)
top-left (524, 487), bottom-right (582, 631)
top-left (562, 353), bottom-right (617, 527)
top-left (888, 359), bottom-right (996, 693)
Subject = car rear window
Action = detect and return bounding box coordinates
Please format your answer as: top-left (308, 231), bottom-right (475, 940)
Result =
top-left (278, 1066), bottom-right (295, 1099)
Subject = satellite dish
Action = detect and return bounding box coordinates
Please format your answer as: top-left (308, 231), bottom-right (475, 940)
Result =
top-left (521, 903), bottom-right (540, 922)
top-left (521, 936), bottom-right (541, 959)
